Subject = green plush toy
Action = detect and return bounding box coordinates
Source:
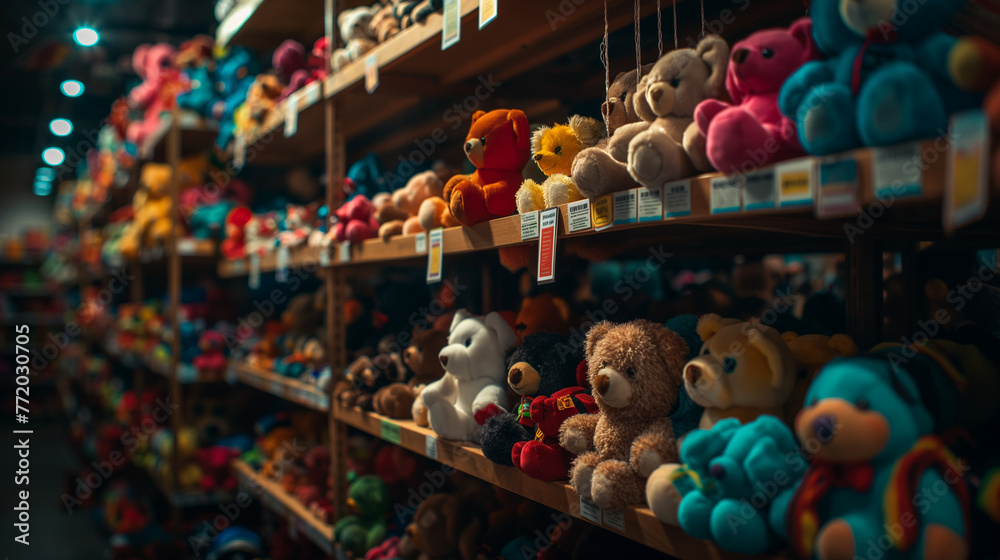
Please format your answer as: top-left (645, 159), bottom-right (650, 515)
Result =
top-left (334, 474), bottom-right (390, 558)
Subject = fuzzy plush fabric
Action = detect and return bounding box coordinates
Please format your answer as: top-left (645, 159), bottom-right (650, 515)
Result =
top-left (516, 115), bottom-right (603, 213)
top-left (373, 325), bottom-right (448, 419)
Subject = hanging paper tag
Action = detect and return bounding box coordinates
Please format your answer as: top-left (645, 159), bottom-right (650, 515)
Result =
top-left (364, 54), bottom-right (379, 93)
top-left (380, 420), bottom-right (402, 444)
top-left (663, 179), bottom-right (692, 217)
top-left (520, 211), bottom-right (539, 240)
top-left (276, 246), bottom-right (290, 282)
top-left (338, 242), bottom-right (351, 263)
top-left (441, 0), bottom-right (461, 50)
top-left (776, 158), bottom-right (815, 207)
top-left (249, 253), bottom-right (261, 289)
top-left (319, 247), bottom-right (330, 266)
top-left (233, 134), bottom-right (246, 169)
top-left (425, 435), bottom-right (439, 460)
top-left (817, 157), bottom-right (860, 218)
top-left (613, 189), bottom-right (637, 225)
top-left (284, 93), bottom-right (299, 137)
top-left (945, 110), bottom-right (989, 232)
top-left (743, 169), bottom-right (776, 210)
top-left (579, 496), bottom-right (602, 524)
top-left (479, 0), bottom-right (498, 28)
top-left (415, 232), bottom-right (427, 253)
top-left (426, 228), bottom-right (443, 284)
top-left (230, 258), bottom-right (247, 275)
top-left (537, 208), bottom-right (558, 284)
top-left (637, 186), bottom-right (662, 222)
top-left (176, 238), bottom-right (197, 254)
top-left (872, 143), bottom-right (922, 199)
top-left (710, 176), bottom-right (741, 214)
top-left (566, 199), bottom-right (591, 233)
top-left (603, 508), bottom-right (625, 532)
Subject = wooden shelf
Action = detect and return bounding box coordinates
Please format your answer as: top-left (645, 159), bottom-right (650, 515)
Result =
top-left (229, 361), bottom-right (329, 411)
top-left (136, 238), bottom-right (217, 263)
top-left (218, 244), bottom-right (324, 278)
top-left (234, 80), bottom-right (325, 166)
top-left (334, 405), bottom-right (780, 560)
top-left (145, 463), bottom-right (236, 508)
top-left (216, 0), bottom-right (325, 50)
top-left (140, 111), bottom-right (218, 162)
top-left (232, 459), bottom-right (335, 555)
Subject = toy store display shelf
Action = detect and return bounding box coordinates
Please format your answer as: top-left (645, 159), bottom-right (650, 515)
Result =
top-left (145, 463), bottom-right (237, 508)
top-left (228, 361), bottom-right (329, 412)
top-left (215, 0), bottom-right (325, 50)
top-left (217, 244), bottom-right (324, 278)
top-left (234, 80), bottom-right (325, 166)
top-left (333, 405), bottom-right (781, 560)
top-left (140, 111), bottom-right (219, 163)
top-left (232, 459), bottom-right (335, 555)
top-left (135, 238), bottom-right (218, 264)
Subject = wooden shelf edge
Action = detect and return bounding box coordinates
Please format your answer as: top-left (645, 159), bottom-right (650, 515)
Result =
top-left (218, 245), bottom-right (324, 278)
top-left (229, 361), bottom-right (329, 411)
top-left (215, 0), bottom-right (266, 47)
top-left (333, 405), bottom-right (782, 560)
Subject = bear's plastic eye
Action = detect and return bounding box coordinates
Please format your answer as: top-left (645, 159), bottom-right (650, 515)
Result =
top-left (701, 347), bottom-right (710, 355)
top-left (464, 337), bottom-right (473, 347)
top-left (856, 398), bottom-right (870, 411)
top-left (415, 347), bottom-right (422, 353)
top-left (761, 48), bottom-right (774, 58)
top-left (670, 78), bottom-right (681, 88)
top-left (554, 146), bottom-right (562, 155)
top-left (619, 94), bottom-right (627, 103)
top-left (722, 356), bottom-right (737, 373)
top-left (480, 136), bottom-right (487, 147)
top-left (626, 367), bottom-right (636, 378)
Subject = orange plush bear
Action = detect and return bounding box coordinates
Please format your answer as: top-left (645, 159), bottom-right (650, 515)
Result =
top-left (419, 109), bottom-right (530, 229)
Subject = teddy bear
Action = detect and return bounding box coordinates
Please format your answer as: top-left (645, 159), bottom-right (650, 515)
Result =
top-left (191, 330), bottom-right (227, 378)
top-left (372, 324), bottom-right (448, 419)
top-left (175, 35), bottom-right (217, 116)
top-left (515, 115), bottom-right (603, 213)
top-left (481, 332), bottom-right (597, 481)
top-left (694, 18), bottom-right (819, 174)
top-left (369, 0), bottom-right (405, 43)
top-left (374, 170), bottom-right (444, 240)
top-left (334, 474), bottom-right (390, 558)
top-left (780, 332), bottom-right (858, 426)
top-left (196, 445), bottom-right (239, 493)
top-left (601, 67), bottom-right (652, 138)
top-left (779, 0), bottom-right (998, 156)
top-left (335, 349), bottom-right (408, 411)
top-left (234, 73), bottom-right (284, 136)
top-left (418, 109), bottom-right (531, 229)
top-left (331, 6), bottom-right (378, 72)
top-left (212, 46), bottom-right (259, 149)
top-left (275, 203), bottom-right (317, 248)
top-left (244, 211), bottom-right (279, 256)
top-left (331, 194), bottom-right (380, 244)
top-left (220, 207), bottom-right (253, 259)
top-left (120, 163), bottom-right (174, 259)
top-left (512, 293), bottom-right (574, 344)
top-left (419, 310), bottom-right (517, 442)
top-left (626, 35), bottom-right (729, 191)
top-left (126, 43), bottom-right (183, 148)
top-left (559, 320), bottom-right (689, 510)
top-left (401, 0), bottom-right (443, 29)
top-left (783, 345), bottom-right (971, 560)
top-left (273, 39), bottom-right (316, 101)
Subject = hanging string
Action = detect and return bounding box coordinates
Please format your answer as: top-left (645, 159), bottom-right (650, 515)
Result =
top-left (700, 0), bottom-right (706, 37)
top-left (672, 0), bottom-right (678, 49)
top-left (601, 0), bottom-right (610, 132)
top-left (656, 0), bottom-right (663, 58)
top-left (634, 0), bottom-right (641, 82)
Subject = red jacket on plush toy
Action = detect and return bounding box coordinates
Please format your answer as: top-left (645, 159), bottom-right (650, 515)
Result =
top-left (694, 18), bottom-right (820, 173)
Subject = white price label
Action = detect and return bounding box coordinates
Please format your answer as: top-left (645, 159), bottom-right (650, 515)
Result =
top-left (520, 211), bottom-right (539, 240)
top-left (176, 238), bottom-right (197, 254)
top-left (566, 199), bottom-right (591, 233)
top-left (579, 496), bottom-right (602, 524)
top-left (276, 246), bottom-right (290, 282)
top-left (603, 508), bottom-right (625, 532)
top-left (710, 175), bottom-right (741, 214)
top-left (425, 435), bottom-right (439, 460)
top-left (776, 158), bottom-right (815, 207)
top-left (426, 228), bottom-right (443, 284)
top-left (339, 242), bottom-right (351, 263)
top-left (415, 232), bottom-right (427, 253)
top-left (743, 169), bottom-right (776, 211)
top-left (249, 253), bottom-right (261, 289)
top-left (663, 179), bottom-right (691, 217)
top-left (319, 247), bottom-right (330, 266)
top-left (441, 0), bottom-right (461, 49)
top-left (637, 186), bottom-right (662, 222)
top-left (613, 189), bottom-right (637, 225)
top-left (537, 208), bottom-right (558, 284)
top-left (873, 143), bottom-right (922, 199)
top-left (364, 54), bottom-right (379, 93)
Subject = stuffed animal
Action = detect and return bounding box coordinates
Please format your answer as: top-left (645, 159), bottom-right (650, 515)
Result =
top-left (273, 39), bottom-right (316, 100)
top-left (419, 310), bottom-right (517, 442)
top-left (374, 170), bottom-right (444, 240)
top-left (332, 194), bottom-right (380, 244)
top-left (212, 46), bottom-right (259, 149)
top-left (516, 115), bottom-right (603, 213)
top-left (334, 474), bottom-right (390, 558)
top-left (336, 350), bottom-right (408, 411)
top-left (188, 200), bottom-right (234, 240)
top-left (779, 0), bottom-right (998, 155)
top-left (196, 445), bottom-right (239, 493)
top-left (126, 43), bottom-right (183, 148)
top-left (602, 68), bottom-right (652, 136)
top-left (175, 35), bottom-right (217, 116)
top-left (369, 0), bottom-right (403, 43)
top-left (401, 0), bottom-right (443, 29)
top-left (372, 324), bottom-right (448, 419)
top-left (780, 332), bottom-right (859, 426)
top-left (331, 6), bottom-right (378, 72)
top-left (513, 293), bottom-right (574, 344)
top-left (419, 109), bottom-right (531, 229)
top-left (626, 35), bottom-right (729, 190)
top-left (397, 491), bottom-right (488, 560)
top-left (559, 320), bottom-right (689, 510)
top-left (221, 207), bottom-right (253, 259)
top-left (276, 203), bottom-right (317, 248)
top-left (784, 345), bottom-right (971, 560)
top-left (191, 330), bottom-right (227, 378)
top-left (120, 163), bottom-right (174, 259)
top-left (234, 73), bottom-right (283, 136)
top-left (695, 18), bottom-right (819, 173)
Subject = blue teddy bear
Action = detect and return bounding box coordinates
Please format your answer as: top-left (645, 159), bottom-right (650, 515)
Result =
top-left (213, 47), bottom-right (259, 150)
top-left (785, 347), bottom-right (969, 560)
top-left (779, 0), bottom-right (991, 155)
top-left (673, 414), bottom-right (804, 554)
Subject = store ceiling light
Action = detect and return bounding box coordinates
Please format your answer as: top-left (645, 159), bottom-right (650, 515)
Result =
top-left (34, 181), bottom-right (53, 196)
top-left (36, 167), bottom-right (56, 181)
top-left (60, 80), bottom-right (84, 97)
top-left (42, 147), bottom-right (65, 166)
top-left (50, 118), bottom-right (73, 136)
top-left (73, 27), bottom-right (100, 47)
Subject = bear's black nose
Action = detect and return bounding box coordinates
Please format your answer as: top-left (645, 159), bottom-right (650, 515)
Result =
top-left (509, 367), bottom-right (522, 386)
top-left (464, 141), bottom-right (474, 153)
top-left (813, 415), bottom-right (837, 443)
top-left (684, 364), bottom-right (703, 385)
top-left (533, 153), bottom-right (543, 161)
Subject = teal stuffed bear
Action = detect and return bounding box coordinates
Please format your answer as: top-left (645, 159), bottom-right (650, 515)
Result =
top-left (334, 474), bottom-right (390, 558)
top-left (785, 346), bottom-right (969, 560)
top-left (779, 0), bottom-right (996, 155)
top-left (673, 415), bottom-right (804, 554)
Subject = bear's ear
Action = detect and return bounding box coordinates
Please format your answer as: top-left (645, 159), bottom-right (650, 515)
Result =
top-left (484, 311), bottom-right (517, 351)
top-left (508, 109), bottom-right (531, 151)
top-left (696, 34), bottom-right (730, 100)
top-left (530, 125), bottom-right (549, 155)
top-left (568, 115), bottom-right (604, 148)
top-left (450, 309), bottom-right (473, 334)
top-left (696, 313), bottom-right (737, 342)
top-left (781, 331), bottom-right (800, 345)
top-left (633, 75), bottom-right (656, 122)
top-left (470, 110), bottom-right (487, 125)
top-left (584, 322), bottom-right (614, 358)
top-left (828, 334), bottom-right (859, 357)
top-left (746, 326), bottom-right (792, 388)
top-left (789, 17), bottom-right (819, 59)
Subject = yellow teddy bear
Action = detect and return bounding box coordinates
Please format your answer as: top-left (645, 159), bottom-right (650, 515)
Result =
top-left (120, 163), bottom-right (174, 260)
top-left (515, 115), bottom-right (603, 213)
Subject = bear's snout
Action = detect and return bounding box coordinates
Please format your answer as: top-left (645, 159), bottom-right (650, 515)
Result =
top-left (404, 348), bottom-right (413, 361)
top-left (594, 374), bottom-right (610, 395)
top-left (649, 86), bottom-right (664, 101)
top-left (533, 153), bottom-right (543, 161)
top-left (812, 414), bottom-right (837, 443)
top-left (684, 363), bottom-right (703, 385)
top-left (464, 138), bottom-right (485, 167)
top-left (732, 48), bottom-right (749, 64)
top-left (509, 367), bottom-right (522, 385)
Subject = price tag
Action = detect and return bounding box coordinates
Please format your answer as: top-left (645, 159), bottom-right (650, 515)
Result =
top-left (339, 242), bottom-right (351, 263)
top-left (176, 238), bottom-right (197, 254)
top-left (380, 419), bottom-right (402, 444)
top-left (637, 186), bottom-right (662, 222)
top-left (873, 143), bottom-right (922, 199)
top-left (520, 211), bottom-right (539, 240)
top-left (817, 157), bottom-right (860, 218)
top-left (301, 83), bottom-right (321, 106)
top-left (479, 0), bottom-right (498, 28)
top-left (269, 380), bottom-right (282, 397)
top-left (233, 135), bottom-right (246, 169)
top-left (425, 435), bottom-right (439, 460)
top-left (566, 199), bottom-right (591, 233)
top-left (590, 195), bottom-right (613, 231)
top-left (579, 496), bottom-right (602, 524)
top-left (710, 176), bottom-right (741, 214)
top-left (414, 232), bottom-right (427, 253)
top-left (364, 54), bottom-right (379, 93)
top-left (319, 247), bottom-right (330, 266)
top-left (945, 110), bottom-right (989, 232)
top-left (613, 189), bottom-right (638, 225)
top-left (426, 228), bottom-right (443, 284)
top-left (284, 92), bottom-right (299, 137)
top-left (603, 508), bottom-right (625, 532)
top-left (441, 0), bottom-right (461, 50)
top-left (663, 179), bottom-right (692, 217)
top-left (249, 253), bottom-right (261, 289)
top-left (537, 208), bottom-right (558, 284)
top-left (777, 158), bottom-right (815, 207)
top-left (743, 169), bottom-right (776, 210)
top-left (276, 246), bottom-right (290, 282)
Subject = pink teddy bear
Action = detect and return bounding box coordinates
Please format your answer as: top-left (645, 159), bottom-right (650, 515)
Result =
top-left (332, 195), bottom-right (379, 244)
top-left (126, 43), bottom-right (185, 148)
top-left (694, 18), bottom-right (820, 174)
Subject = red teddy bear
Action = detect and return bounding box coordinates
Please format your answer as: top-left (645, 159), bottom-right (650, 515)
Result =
top-left (694, 18), bottom-right (820, 174)
top-left (512, 386), bottom-right (598, 481)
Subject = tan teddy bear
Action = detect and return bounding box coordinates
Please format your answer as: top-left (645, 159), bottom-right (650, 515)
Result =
top-left (374, 170), bottom-right (444, 240)
top-left (558, 320), bottom-right (688, 511)
top-left (780, 331), bottom-right (859, 425)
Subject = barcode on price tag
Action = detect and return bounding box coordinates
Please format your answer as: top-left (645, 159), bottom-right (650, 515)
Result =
top-left (426, 228), bottom-right (443, 284)
top-left (567, 199), bottom-right (591, 233)
top-left (276, 246), bottom-right (290, 282)
top-left (520, 211), bottom-right (539, 240)
top-left (613, 189), bottom-right (637, 225)
top-left (873, 143), bottom-right (922, 199)
top-left (710, 176), bottom-right (741, 214)
top-left (637, 186), bottom-right (662, 222)
top-left (425, 435), bottom-right (439, 460)
top-left (415, 232), bottom-right (427, 253)
top-left (364, 54), bottom-right (379, 93)
top-left (743, 169), bottom-right (776, 210)
top-left (249, 253), bottom-right (261, 289)
top-left (579, 496), bottom-right (602, 524)
top-left (537, 208), bottom-right (558, 284)
top-left (663, 179), bottom-right (691, 217)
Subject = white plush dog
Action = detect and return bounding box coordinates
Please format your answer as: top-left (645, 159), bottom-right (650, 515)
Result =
top-left (418, 310), bottom-right (516, 442)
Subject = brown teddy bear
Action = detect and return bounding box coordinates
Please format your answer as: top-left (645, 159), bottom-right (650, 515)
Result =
top-left (368, 0), bottom-right (402, 43)
top-left (780, 331), bottom-right (858, 425)
top-left (397, 490), bottom-right (489, 560)
top-left (374, 170), bottom-right (444, 240)
top-left (372, 324), bottom-right (448, 420)
top-left (558, 320), bottom-right (688, 510)
top-left (602, 66), bottom-right (654, 137)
